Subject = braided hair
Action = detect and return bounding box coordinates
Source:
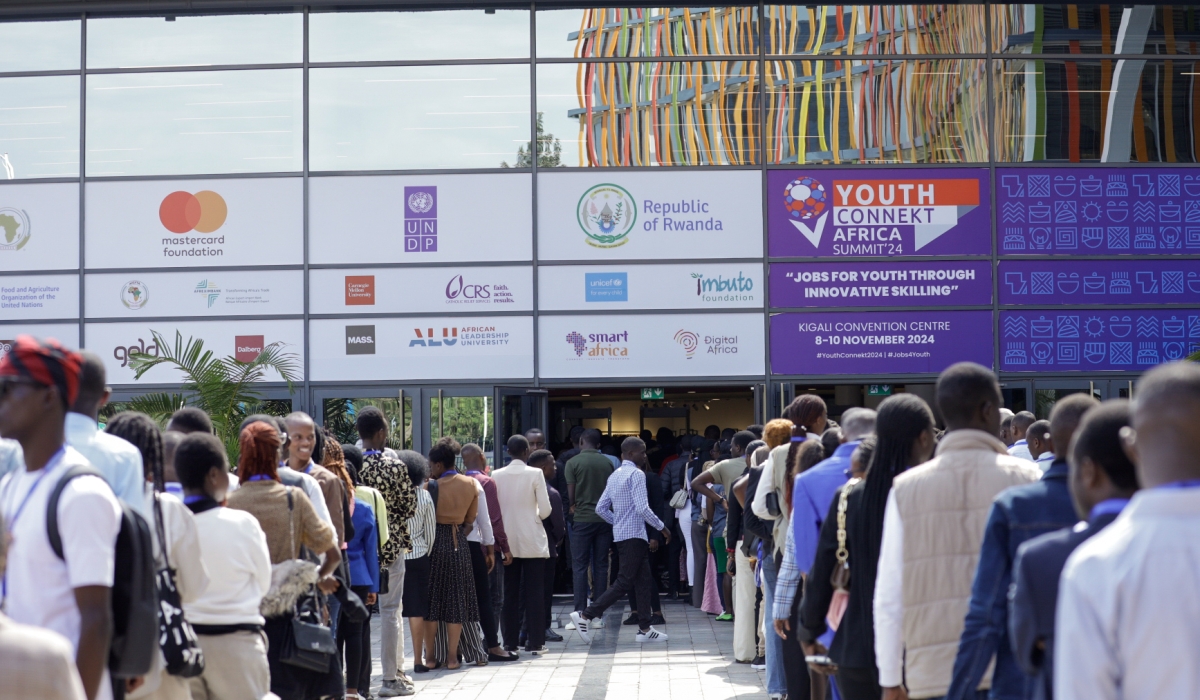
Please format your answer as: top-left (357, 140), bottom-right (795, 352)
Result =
top-left (783, 394), bottom-right (828, 481)
top-left (321, 436), bottom-right (356, 498)
top-left (105, 412), bottom-right (164, 493)
top-left (238, 421), bottom-right (282, 482)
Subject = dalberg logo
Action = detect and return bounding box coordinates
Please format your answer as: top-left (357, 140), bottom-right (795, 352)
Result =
top-left (160, 191), bottom-right (228, 260)
top-left (0, 207), bottom-right (31, 251)
top-left (577, 184), bottom-right (636, 249)
top-left (565, 330), bottom-right (629, 358)
top-left (120, 280), bottom-right (148, 310)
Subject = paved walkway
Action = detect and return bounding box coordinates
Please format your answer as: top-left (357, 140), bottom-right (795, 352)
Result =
top-left (368, 597), bottom-right (767, 700)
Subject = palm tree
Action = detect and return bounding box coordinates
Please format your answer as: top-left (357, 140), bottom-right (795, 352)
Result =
top-left (124, 330), bottom-right (301, 465)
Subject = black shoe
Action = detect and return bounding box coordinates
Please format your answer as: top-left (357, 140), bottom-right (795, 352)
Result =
top-left (649, 613), bottom-right (666, 626)
top-left (545, 628), bottom-right (564, 642)
top-left (623, 614), bottom-right (639, 626)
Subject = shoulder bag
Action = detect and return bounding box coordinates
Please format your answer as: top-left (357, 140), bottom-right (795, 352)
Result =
top-left (278, 487), bottom-right (338, 673)
top-left (151, 493), bottom-right (205, 677)
top-left (825, 478), bottom-right (860, 632)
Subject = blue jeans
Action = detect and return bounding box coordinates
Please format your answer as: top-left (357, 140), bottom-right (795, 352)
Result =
top-left (761, 556), bottom-right (787, 695)
top-left (570, 521), bottom-right (613, 612)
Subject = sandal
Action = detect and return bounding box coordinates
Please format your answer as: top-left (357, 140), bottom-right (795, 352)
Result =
top-left (413, 664), bottom-right (429, 674)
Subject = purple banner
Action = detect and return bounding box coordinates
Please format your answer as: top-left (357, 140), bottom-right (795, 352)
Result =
top-left (999, 310), bottom-right (1200, 371)
top-left (768, 168), bottom-right (991, 258)
top-left (771, 310), bottom-right (994, 375)
top-left (999, 259), bottom-right (1200, 305)
top-left (771, 261), bottom-right (992, 308)
top-left (997, 167), bottom-right (1200, 255)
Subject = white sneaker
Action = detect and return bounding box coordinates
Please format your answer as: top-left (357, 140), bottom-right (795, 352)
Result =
top-left (528, 646), bottom-right (550, 656)
top-left (635, 627), bottom-right (668, 642)
top-left (565, 622), bottom-right (576, 630)
top-left (570, 611), bottom-right (593, 643)
top-left (593, 616), bottom-right (606, 628)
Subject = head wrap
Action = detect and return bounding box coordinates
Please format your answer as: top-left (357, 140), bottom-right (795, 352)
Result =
top-left (0, 335), bottom-right (82, 406)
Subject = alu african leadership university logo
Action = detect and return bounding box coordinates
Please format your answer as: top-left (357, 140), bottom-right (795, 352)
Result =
top-left (578, 184), bottom-right (636, 249)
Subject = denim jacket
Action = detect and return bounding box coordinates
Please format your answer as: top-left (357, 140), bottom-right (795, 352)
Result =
top-left (946, 459), bottom-right (1078, 700)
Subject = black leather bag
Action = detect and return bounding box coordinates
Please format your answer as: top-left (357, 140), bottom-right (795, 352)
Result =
top-left (152, 494), bottom-right (205, 677)
top-left (280, 593), bottom-right (336, 673)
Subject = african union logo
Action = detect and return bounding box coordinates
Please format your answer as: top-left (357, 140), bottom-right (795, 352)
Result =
top-left (194, 279), bottom-right (221, 308)
top-left (577, 184), bottom-right (636, 249)
top-left (159, 191), bottom-right (228, 234)
top-left (120, 280), bottom-right (148, 310)
top-left (0, 207), bottom-right (31, 251)
top-left (674, 330), bottom-right (699, 359)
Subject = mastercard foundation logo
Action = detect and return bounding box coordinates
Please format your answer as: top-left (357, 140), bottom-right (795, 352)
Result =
top-left (159, 191), bottom-right (228, 234)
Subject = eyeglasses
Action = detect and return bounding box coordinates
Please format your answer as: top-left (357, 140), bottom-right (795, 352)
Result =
top-left (0, 376), bottom-right (43, 399)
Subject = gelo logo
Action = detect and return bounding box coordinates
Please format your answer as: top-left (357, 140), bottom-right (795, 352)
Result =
top-left (234, 335), bottom-right (264, 362)
top-left (159, 191), bottom-right (228, 234)
top-left (113, 337), bottom-right (159, 368)
top-left (674, 330), bottom-right (699, 358)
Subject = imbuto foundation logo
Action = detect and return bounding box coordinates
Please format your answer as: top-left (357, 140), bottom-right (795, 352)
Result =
top-left (159, 191), bottom-right (228, 259)
top-left (578, 184), bottom-right (636, 248)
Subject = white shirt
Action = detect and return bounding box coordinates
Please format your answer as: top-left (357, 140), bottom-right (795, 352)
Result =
top-left (143, 487), bottom-right (209, 604)
top-left (1035, 451), bottom-right (1055, 471)
top-left (466, 479), bottom-right (494, 546)
top-left (0, 438), bottom-right (22, 481)
top-left (873, 489), bottom-right (906, 688)
top-left (1055, 486), bottom-right (1200, 700)
top-left (183, 506), bottom-right (272, 626)
top-left (65, 413), bottom-right (145, 517)
top-left (1008, 440), bottom-right (1033, 462)
top-left (491, 460), bottom-right (551, 559)
top-left (277, 466), bottom-right (333, 526)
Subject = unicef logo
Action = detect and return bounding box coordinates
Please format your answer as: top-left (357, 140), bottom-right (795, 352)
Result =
top-left (408, 191), bottom-right (435, 214)
top-left (577, 184), bottom-right (636, 249)
top-left (783, 177), bottom-right (828, 221)
top-left (0, 207), bottom-right (31, 251)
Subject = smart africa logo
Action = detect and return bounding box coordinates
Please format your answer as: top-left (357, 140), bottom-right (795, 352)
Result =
top-left (674, 330), bottom-right (699, 359)
top-left (577, 184), bottom-right (636, 249)
top-left (566, 331), bottom-right (587, 357)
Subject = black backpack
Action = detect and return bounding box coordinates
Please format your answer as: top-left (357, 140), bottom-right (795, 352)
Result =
top-left (48, 465), bottom-right (158, 679)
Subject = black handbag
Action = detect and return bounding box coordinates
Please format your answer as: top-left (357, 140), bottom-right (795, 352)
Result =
top-left (277, 487), bottom-right (338, 673)
top-left (151, 494), bottom-right (205, 677)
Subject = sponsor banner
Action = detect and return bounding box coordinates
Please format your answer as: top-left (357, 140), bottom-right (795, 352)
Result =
top-left (309, 174), bottom-right (532, 264)
top-left (999, 310), bottom-right (1199, 371)
top-left (0, 182), bottom-right (80, 272)
top-left (538, 264), bottom-right (763, 311)
top-left (0, 274), bottom-right (79, 320)
top-left (85, 178), bottom-right (303, 269)
top-left (309, 316), bottom-right (533, 381)
top-left (770, 310), bottom-right (994, 375)
top-left (538, 313), bottom-right (765, 379)
top-left (770, 261), bottom-right (992, 308)
top-left (999, 259), bottom-right (1200, 306)
top-left (309, 266), bottom-right (533, 315)
top-left (0, 323), bottom-right (80, 356)
top-left (85, 270), bottom-right (303, 318)
top-left (537, 171), bottom-right (763, 260)
top-left (85, 319), bottom-right (304, 384)
top-left (767, 168), bottom-right (990, 258)
top-left (996, 167), bottom-right (1200, 255)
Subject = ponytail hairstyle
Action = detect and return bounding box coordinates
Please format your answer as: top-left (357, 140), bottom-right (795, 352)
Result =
top-left (783, 394), bottom-right (828, 482)
top-left (105, 411), bottom-right (165, 494)
top-left (238, 421), bottom-right (282, 482)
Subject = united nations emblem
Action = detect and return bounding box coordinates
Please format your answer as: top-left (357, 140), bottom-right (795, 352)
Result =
top-left (577, 184), bottom-right (636, 248)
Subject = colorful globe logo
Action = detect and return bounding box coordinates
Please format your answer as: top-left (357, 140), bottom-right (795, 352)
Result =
top-left (159, 191), bottom-right (228, 234)
top-left (783, 177), bottom-right (828, 221)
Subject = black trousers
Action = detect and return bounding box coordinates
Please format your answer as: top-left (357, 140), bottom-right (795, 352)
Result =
top-left (519, 555), bottom-right (558, 636)
top-left (468, 541), bottom-right (499, 649)
top-left (783, 597), bottom-right (811, 700)
top-left (665, 521), bottom-right (685, 596)
top-left (586, 538), bottom-right (653, 629)
top-left (502, 558), bottom-right (546, 650)
top-left (339, 585), bottom-right (372, 691)
top-left (835, 666), bottom-right (879, 700)
top-left (629, 543), bottom-right (662, 614)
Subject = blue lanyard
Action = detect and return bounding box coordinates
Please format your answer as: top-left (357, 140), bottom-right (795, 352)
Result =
top-left (247, 474), bottom-right (273, 482)
top-left (363, 450), bottom-right (382, 456)
top-left (2, 447), bottom-right (66, 601)
top-left (438, 470), bottom-right (458, 479)
top-left (1089, 498), bottom-right (1130, 520)
top-left (464, 470), bottom-right (481, 476)
top-left (1157, 479), bottom-right (1200, 490)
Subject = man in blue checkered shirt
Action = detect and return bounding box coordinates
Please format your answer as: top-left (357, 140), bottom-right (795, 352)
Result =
top-left (570, 436), bottom-right (672, 643)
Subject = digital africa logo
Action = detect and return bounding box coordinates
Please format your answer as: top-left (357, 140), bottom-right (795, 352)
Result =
top-left (160, 191), bottom-right (228, 233)
top-left (120, 280), bottom-right (148, 310)
top-left (0, 207), bottom-right (31, 251)
top-left (577, 184), bottom-right (636, 249)
top-left (674, 330), bottom-right (699, 358)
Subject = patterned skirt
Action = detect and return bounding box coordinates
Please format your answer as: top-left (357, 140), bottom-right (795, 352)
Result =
top-left (426, 523), bottom-right (479, 624)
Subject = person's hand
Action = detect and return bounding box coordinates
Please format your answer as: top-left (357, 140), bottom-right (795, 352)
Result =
top-left (649, 539), bottom-right (659, 553)
top-left (882, 686), bottom-right (909, 700)
top-left (773, 618), bottom-right (790, 639)
top-left (503, 551), bottom-right (514, 566)
top-left (317, 575), bottom-right (340, 594)
top-left (569, 504), bottom-right (576, 515)
top-left (486, 553), bottom-right (496, 573)
top-left (366, 592), bottom-right (377, 605)
top-left (661, 528), bottom-right (672, 544)
top-left (126, 677), bottom-right (146, 693)
top-left (802, 641), bottom-right (836, 675)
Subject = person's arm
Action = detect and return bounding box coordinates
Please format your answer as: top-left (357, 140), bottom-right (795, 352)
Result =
top-left (1008, 544), bottom-right (1043, 676)
top-left (549, 489), bottom-right (567, 546)
top-left (772, 523), bottom-right (802, 632)
top-left (320, 474), bottom-right (346, 545)
top-left (798, 493), bottom-right (840, 640)
top-left (484, 481), bottom-right (509, 555)
top-left (595, 486), bottom-right (615, 526)
top-left (366, 514), bottom-right (380, 593)
top-left (249, 522), bottom-right (273, 598)
top-left (372, 490), bottom-right (389, 548)
top-left (690, 468), bottom-right (723, 509)
top-left (534, 471), bottom-right (552, 520)
top-left (318, 546), bottom-right (342, 593)
top-left (874, 489), bottom-right (906, 692)
top-left (632, 470), bottom-right (666, 532)
top-left (73, 585), bottom-right (112, 700)
top-left (475, 484), bottom-right (495, 546)
top-left (464, 485), bottom-right (479, 527)
top-left (296, 490), bottom-right (341, 591)
top-left (732, 474), bottom-right (749, 508)
top-left (420, 494), bottom-right (438, 554)
top-left (392, 464), bottom-right (416, 523)
top-left (947, 501), bottom-right (1013, 700)
top-left (1053, 557), bottom-right (1118, 700)
top-left (565, 462), bottom-right (578, 515)
top-left (300, 475), bottom-right (333, 526)
top-left (751, 455), bottom-right (778, 520)
top-left (164, 496), bottom-right (210, 604)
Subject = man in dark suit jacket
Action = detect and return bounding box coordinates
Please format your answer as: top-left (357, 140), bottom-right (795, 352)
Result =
top-left (1008, 401), bottom-right (1141, 700)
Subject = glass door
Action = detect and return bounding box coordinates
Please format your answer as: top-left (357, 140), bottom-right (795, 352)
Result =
top-left (1031, 380), bottom-right (1106, 420)
top-left (314, 387), bottom-right (417, 455)
top-left (426, 387), bottom-right (496, 466)
top-left (496, 387), bottom-right (547, 466)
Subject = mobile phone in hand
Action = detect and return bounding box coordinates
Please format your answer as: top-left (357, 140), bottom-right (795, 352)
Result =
top-left (805, 655), bottom-right (835, 667)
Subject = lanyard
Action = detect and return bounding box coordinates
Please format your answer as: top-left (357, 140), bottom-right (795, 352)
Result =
top-left (2, 447), bottom-right (66, 601)
top-left (1089, 498), bottom-right (1130, 520)
top-left (247, 474), bottom-right (273, 482)
top-left (438, 470), bottom-right (459, 479)
top-left (363, 450), bottom-right (382, 456)
top-left (1157, 479), bottom-right (1200, 490)
top-left (465, 470), bottom-right (481, 476)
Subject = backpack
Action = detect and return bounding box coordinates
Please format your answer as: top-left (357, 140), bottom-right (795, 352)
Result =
top-left (48, 465), bottom-right (158, 679)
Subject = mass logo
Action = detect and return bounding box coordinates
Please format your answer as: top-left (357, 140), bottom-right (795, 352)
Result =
top-left (0, 207), bottom-right (30, 251)
top-left (578, 184), bottom-right (636, 249)
top-left (160, 191), bottom-right (228, 233)
top-left (234, 335), bottom-right (264, 363)
top-left (674, 330), bottom-right (699, 358)
top-left (345, 325), bottom-right (376, 355)
top-left (120, 280), bottom-right (148, 310)
top-left (405, 186), bottom-right (438, 253)
top-left (194, 279), bottom-right (221, 308)
top-left (565, 330), bottom-right (629, 358)
top-left (345, 276), bottom-right (375, 306)
top-left (410, 327), bottom-right (458, 347)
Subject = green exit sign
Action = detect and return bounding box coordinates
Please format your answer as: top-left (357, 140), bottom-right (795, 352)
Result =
top-left (868, 384), bottom-right (893, 396)
top-left (641, 388), bottom-right (665, 400)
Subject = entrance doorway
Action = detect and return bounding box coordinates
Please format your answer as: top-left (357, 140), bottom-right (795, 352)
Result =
top-left (789, 382), bottom-right (937, 424)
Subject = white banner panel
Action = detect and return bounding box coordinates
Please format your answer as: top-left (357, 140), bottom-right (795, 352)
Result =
top-left (0, 274), bottom-right (79, 320)
top-left (85, 178), bottom-right (303, 269)
top-left (0, 323), bottom-right (80, 355)
top-left (538, 263), bottom-right (762, 311)
top-left (85, 270), bottom-right (303, 318)
top-left (0, 182), bottom-right (80, 272)
top-left (537, 171), bottom-right (763, 261)
top-left (85, 319), bottom-right (304, 384)
top-left (310, 266), bottom-right (532, 315)
top-left (309, 174), bottom-right (532, 264)
top-left (309, 316), bottom-right (533, 381)
top-left (539, 313), bottom-right (764, 379)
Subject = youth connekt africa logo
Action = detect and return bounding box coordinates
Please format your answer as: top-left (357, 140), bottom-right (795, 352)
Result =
top-left (0, 207), bottom-right (31, 251)
top-left (578, 184), bottom-right (636, 249)
top-left (783, 176), bottom-right (830, 248)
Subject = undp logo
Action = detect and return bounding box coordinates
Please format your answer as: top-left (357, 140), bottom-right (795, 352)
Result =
top-left (159, 191), bottom-right (228, 234)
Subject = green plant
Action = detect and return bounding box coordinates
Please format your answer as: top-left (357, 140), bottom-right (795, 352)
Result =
top-left (125, 330), bottom-right (301, 465)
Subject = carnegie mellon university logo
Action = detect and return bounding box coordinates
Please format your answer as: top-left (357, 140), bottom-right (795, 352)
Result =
top-left (0, 207), bottom-right (31, 251)
top-left (577, 184), bottom-right (636, 249)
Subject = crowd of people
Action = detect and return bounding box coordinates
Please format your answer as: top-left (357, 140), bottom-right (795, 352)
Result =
top-left (0, 333), bottom-right (1198, 700)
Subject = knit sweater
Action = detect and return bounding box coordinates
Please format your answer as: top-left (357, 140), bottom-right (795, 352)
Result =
top-left (227, 480), bottom-right (336, 565)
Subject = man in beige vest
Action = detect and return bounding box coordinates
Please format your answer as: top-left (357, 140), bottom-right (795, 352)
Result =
top-left (874, 363), bottom-right (1040, 700)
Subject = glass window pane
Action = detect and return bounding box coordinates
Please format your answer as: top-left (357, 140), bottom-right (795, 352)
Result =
top-left (537, 7), bottom-right (759, 59)
top-left (0, 76), bottom-right (79, 179)
top-left (766, 59), bottom-right (988, 164)
top-left (994, 5), bottom-right (1193, 55)
top-left (310, 65), bottom-right (531, 171)
top-left (86, 69), bottom-right (302, 176)
top-left (86, 13), bottom-right (302, 69)
top-left (0, 20), bottom-right (80, 73)
top-left (764, 5), bottom-right (988, 55)
top-left (323, 397), bottom-right (412, 451)
top-left (536, 61), bottom-right (760, 167)
top-left (430, 395), bottom-right (493, 466)
top-left (310, 10), bottom-right (530, 62)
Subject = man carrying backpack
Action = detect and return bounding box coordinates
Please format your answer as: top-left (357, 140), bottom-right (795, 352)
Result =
top-left (0, 337), bottom-right (126, 700)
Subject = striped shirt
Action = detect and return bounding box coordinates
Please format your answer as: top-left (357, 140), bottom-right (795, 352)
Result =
top-left (596, 461), bottom-right (665, 543)
top-left (404, 487), bottom-right (437, 560)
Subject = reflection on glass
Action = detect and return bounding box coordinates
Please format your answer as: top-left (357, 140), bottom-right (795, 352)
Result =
top-left (310, 10), bottom-right (530, 62)
top-left (536, 61), bottom-right (760, 167)
top-left (0, 76), bottom-right (80, 179)
top-left (1035, 387), bottom-right (1099, 420)
top-left (323, 397), bottom-right (412, 451)
top-left (431, 396), bottom-right (494, 465)
top-left (0, 21), bottom-right (80, 73)
top-left (994, 5), bottom-right (1195, 55)
top-left (766, 59), bottom-right (987, 164)
top-left (764, 5), bottom-right (988, 54)
top-left (536, 7), bottom-right (758, 59)
top-left (86, 69), bottom-right (302, 176)
top-left (309, 64), bottom-right (531, 171)
top-left (996, 59), bottom-right (1200, 162)
top-left (86, 14), bottom-right (302, 68)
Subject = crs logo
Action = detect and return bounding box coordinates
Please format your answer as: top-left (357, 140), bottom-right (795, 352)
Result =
top-left (674, 330), bottom-right (699, 359)
top-left (445, 275), bottom-right (490, 302)
top-left (410, 327), bottom-right (458, 347)
top-left (159, 191), bottom-right (228, 234)
top-left (113, 337), bottom-right (160, 368)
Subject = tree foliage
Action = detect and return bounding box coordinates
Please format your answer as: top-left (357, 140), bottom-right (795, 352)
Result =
top-left (502, 112), bottom-right (563, 168)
